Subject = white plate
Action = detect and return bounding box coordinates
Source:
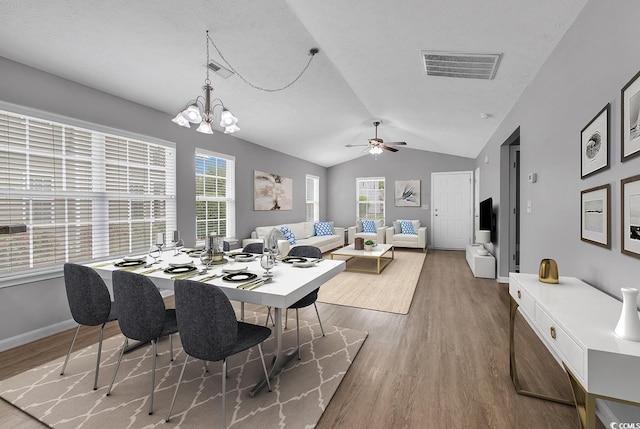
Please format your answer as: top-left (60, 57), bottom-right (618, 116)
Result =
top-left (292, 261), bottom-right (316, 268)
top-left (223, 265), bottom-right (248, 273)
top-left (234, 255), bottom-right (255, 262)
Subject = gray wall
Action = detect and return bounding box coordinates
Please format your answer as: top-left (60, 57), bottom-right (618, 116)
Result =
top-left (0, 56), bottom-right (326, 346)
top-left (476, 0), bottom-right (640, 302)
top-left (327, 148), bottom-right (475, 247)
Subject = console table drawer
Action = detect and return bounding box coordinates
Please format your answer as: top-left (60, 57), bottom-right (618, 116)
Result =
top-left (509, 282), bottom-right (536, 318)
top-left (535, 303), bottom-right (585, 379)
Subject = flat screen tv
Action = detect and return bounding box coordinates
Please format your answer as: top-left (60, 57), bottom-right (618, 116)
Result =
top-left (479, 197), bottom-right (494, 242)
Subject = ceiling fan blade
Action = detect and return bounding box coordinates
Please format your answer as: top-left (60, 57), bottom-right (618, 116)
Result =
top-left (345, 143), bottom-right (369, 147)
top-left (382, 145), bottom-right (399, 152)
top-left (384, 141), bottom-right (407, 146)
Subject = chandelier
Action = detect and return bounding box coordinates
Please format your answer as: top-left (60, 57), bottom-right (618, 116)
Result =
top-left (171, 30), bottom-right (240, 135)
top-left (172, 30), bottom-right (319, 135)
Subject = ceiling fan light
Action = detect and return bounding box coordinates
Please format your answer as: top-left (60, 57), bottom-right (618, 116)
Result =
top-left (220, 109), bottom-right (238, 127)
top-left (224, 124), bottom-right (240, 134)
top-left (171, 113), bottom-right (191, 128)
top-left (183, 104), bottom-right (203, 123)
top-left (196, 120), bottom-right (214, 134)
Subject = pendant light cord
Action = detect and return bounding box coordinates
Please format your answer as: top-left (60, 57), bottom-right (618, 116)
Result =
top-left (206, 32), bottom-right (319, 93)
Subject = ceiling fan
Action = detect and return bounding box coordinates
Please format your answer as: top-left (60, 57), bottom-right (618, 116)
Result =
top-left (345, 121), bottom-right (407, 154)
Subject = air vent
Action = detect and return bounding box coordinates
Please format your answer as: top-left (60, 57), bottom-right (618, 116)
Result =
top-left (422, 51), bottom-right (502, 80)
top-left (207, 60), bottom-right (234, 79)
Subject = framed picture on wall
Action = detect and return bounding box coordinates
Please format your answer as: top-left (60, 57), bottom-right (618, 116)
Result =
top-left (621, 70), bottom-right (640, 161)
top-left (580, 104), bottom-right (610, 178)
top-left (621, 174), bottom-right (640, 258)
top-left (253, 170), bottom-right (293, 211)
top-left (580, 184), bottom-right (610, 248)
top-left (394, 180), bottom-right (420, 206)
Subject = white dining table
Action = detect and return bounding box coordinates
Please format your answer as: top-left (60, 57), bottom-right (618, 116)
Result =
top-left (90, 251), bottom-right (345, 396)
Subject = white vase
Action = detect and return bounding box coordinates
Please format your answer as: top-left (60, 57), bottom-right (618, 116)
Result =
top-left (277, 240), bottom-right (290, 257)
top-left (614, 288), bottom-right (640, 341)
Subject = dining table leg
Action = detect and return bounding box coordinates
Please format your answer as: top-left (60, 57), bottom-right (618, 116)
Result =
top-left (249, 307), bottom-right (298, 397)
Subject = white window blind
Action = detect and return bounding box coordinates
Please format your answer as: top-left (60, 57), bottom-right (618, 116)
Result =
top-left (195, 149), bottom-right (235, 240)
top-left (356, 177), bottom-right (385, 223)
top-left (306, 174), bottom-right (319, 222)
top-left (0, 109), bottom-right (176, 278)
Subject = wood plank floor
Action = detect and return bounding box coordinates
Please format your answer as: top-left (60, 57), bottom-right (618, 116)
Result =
top-left (0, 250), bottom-right (602, 428)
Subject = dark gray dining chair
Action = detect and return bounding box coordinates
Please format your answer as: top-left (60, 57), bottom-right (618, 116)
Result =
top-left (243, 242), bottom-right (265, 254)
top-left (287, 246), bottom-right (325, 360)
top-left (61, 263), bottom-right (118, 390)
top-left (166, 280), bottom-right (272, 427)
top-left (107, 270), bottom-right (178, 415)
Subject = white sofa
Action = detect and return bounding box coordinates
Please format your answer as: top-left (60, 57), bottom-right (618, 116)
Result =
top-left (243, 221), bottom-right (344, 254)
top-left (386, 220), bottom-right (427, 252)
top-left (347, 219), bottom-right (388, 245)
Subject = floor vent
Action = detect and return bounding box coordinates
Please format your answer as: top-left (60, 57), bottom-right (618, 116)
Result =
top-left (422, 51), bottom-right (502, 80)
top-left (207, 60), bottom-right (234, 79)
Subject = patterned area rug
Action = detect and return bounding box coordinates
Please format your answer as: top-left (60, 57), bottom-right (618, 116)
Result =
top-left (318, 249), bottom-right (426, 314)
top-left (0, 311), bottom-right (367, 428)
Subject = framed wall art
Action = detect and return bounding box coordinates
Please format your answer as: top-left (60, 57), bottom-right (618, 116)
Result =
top-left (621, 70), bottom-right (640, 161)
top-left (253, 170), bottom-right (293, 211)
top-left (394, 180), bottom-right (420, 207)
top-left (622, 174), bottom-right (640, 258)
top-left (580, 104), bottom-right (610, 178)
top-left (580, 184), bottom-right (610, 248)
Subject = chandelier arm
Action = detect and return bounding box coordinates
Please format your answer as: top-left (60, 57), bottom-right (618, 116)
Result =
top-left (206, 32), bottom-right (318, 93)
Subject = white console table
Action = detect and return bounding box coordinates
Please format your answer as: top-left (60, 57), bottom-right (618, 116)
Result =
top-left (509, 273), bottom-right (640, 429)
top-left (465, 244), bottom-right (495, 278)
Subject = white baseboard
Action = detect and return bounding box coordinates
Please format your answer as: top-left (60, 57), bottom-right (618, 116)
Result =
top-left (0, 289), bottom-right (175, 353)
top-left (497, 275), bottom-right (509, 283)
top-left (0, 319), bottom-right (76, 352)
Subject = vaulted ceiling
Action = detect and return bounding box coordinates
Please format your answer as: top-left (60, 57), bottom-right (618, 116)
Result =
top-left (0, 0), bottom-right (588, 166)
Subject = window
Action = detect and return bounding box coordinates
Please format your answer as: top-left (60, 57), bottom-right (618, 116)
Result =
top-left (356, 177), bottom-right (385, 223)
top-left (0, 109), bottom-right (176, 279)
top-left (195, 149), bottom-right (235, 240)
top-left (306, 174), bottom-right (319, 222)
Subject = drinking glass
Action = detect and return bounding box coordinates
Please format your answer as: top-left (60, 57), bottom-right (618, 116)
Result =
top-left (148, 245), bottom-right (162, 264)
top-left (260, 250), bottom-right (275, 277)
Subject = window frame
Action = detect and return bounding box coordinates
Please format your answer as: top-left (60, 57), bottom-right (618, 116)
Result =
top-left (195, 148), bottom-right (236, 242)
top-left (306, 174), bottom-right (320, 223)
top-left (0, 102), bottom-right (176, 286)
top-left (356, 177), bottom-right (385, 224)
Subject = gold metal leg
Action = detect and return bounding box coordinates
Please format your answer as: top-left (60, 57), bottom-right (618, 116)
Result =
top-left (509, 296), bottom-right (574, 406)
top-left (563, 363), bottom-right (595, 429)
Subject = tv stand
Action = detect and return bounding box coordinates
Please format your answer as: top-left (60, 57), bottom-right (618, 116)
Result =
top-left (465, 244), bottom-right (495, 278)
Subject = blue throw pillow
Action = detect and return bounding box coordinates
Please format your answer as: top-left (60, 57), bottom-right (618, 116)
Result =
top-left (314, 221), bottom-right (333, 236)
top-left (400, 220), bottom-right (416, 235)
top-left (280, 226), bottom-right (296, 245)
top-left (362, 219), bottom-right (377, 233)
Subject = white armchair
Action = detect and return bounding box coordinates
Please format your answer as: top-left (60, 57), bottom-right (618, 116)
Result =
top-left (347, 219), bottom-right (388, 245)
top-left (386, 220), bottom-right (427, 252)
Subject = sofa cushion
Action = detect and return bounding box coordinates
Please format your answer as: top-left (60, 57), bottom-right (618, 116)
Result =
top-left (362, 219), bottom-right (377, 233)
top-left (314, 221), bottom-right (333, 236)
top-left (280, 226), bottom-right (297, 245)
top-left (400, 220), bottom-right (416, 234)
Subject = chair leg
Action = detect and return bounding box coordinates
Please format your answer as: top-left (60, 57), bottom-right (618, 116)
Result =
top-left (257, 344), bottom-right (271, 392)
top-left (60, 324), bottom-right (80, 376)
top-left (313, 303), bottom-right (325, 337)
top-left (169, 334), bottom-right (174, 361)
top-left (204, 360), bottom-right (209, 372)
top-left (296, 309), bottom-right (301, 360)
top-left (149, 340), bottom-right (157, 415)
top-left (166, 355), bottom-right (189, 422)
top-left (107, 337), bottom-right (128, 396)
top-left (221, 358), bottom-right (227, 429)
top-left (265, 307), bottom-right (274, 326)
top-left (93, 322), bottom-right (107, 390)
top-left (241, 302), bottom-right (245, 321)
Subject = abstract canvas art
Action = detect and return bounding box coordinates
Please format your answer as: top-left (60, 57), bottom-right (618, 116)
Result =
top-left (254, 170), bottom-right (293, 210)
top-left (395, 180), bottom-right (420, 207)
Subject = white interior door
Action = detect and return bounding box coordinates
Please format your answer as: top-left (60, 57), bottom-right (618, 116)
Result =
top-left (431, 171), bottom-right (473, 249)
